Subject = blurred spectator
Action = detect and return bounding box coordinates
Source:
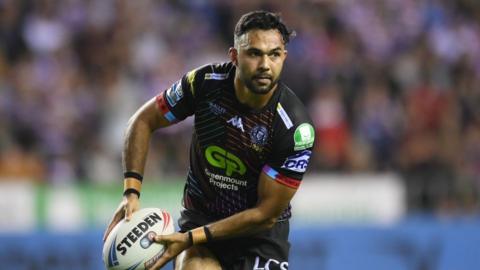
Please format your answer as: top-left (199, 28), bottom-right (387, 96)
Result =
top-left (310, 83), bottom-right (350, 171)
top-left (354, 77), bottom-right (403, 171)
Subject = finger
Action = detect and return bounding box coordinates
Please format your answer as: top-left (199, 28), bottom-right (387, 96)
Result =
top-left (103, 212), bottom-right (124, 242)
top-left (148, 253), bottom-right (171, 270)
top-left (103, 225), bottom-right (114, 242)
top-left (125, 204), bottom-right (132, 221)
top-left (153, 235), bottom-right (168, 244)
top-left (102, 229), bottom-right (109, 242)
top-left (152, 234), bottom-right (170, 244)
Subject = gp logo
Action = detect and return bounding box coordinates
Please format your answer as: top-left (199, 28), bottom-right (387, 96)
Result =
top-left (205, 145), bottom-right (246, 176)
top-left (253, 256), bottom-right (288, 270)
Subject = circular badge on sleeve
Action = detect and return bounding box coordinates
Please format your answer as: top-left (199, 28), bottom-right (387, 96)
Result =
top-left (293, 123), bottom-right (315, 151)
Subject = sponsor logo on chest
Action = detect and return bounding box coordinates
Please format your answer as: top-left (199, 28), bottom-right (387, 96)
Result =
top-left (204, 145), bottom-right (247, 191)
top-left (205, 145), bottom-right (246, 177)
top-left (208, 102), bottom-right (226, 115)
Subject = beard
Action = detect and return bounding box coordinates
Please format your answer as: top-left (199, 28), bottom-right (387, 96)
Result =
top-left (241, 73), bottom-right (279, 95)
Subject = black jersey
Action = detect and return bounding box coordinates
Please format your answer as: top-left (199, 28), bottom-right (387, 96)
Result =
top-left (156, 62), bottom-right (315, 221)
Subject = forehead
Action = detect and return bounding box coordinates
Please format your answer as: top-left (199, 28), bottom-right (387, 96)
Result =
top-left (237, 29), bottom-right (285, 50)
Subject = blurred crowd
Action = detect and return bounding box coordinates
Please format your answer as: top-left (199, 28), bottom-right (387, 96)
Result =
top-left (1, 0), bottom-right (479, 213)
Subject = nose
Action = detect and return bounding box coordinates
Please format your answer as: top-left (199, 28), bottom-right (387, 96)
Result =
top-left (258, 55), bottom-right (270, 71)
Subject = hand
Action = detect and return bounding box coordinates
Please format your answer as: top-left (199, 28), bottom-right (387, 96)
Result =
top-left (147, 232), bottom-right (191, 270)
top-left (103, 193), bottom-right (140, 242)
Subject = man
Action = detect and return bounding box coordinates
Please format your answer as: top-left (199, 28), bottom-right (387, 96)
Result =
top-left (104, 10), bottom-right (315, 270)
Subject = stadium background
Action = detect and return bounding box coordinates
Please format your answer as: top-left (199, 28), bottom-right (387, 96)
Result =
top-left (0, 0), bottom-right (479, 269)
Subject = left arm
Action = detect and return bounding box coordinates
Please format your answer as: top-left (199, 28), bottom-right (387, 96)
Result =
top-left (149, 172), bottom-right (297, 269)
top-left (205, 171), bottom-right (296, 238)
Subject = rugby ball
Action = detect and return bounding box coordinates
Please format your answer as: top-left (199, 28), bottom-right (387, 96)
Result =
top-left (103, 208), bottom-right (175, 270)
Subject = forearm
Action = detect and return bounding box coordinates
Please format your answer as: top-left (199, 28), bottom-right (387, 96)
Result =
top-left (122, 115), bottom-right (153, 175)
top-left (209, 207), bottom-right (277, 239)
top-left (188, 206), bottom-right (280, 245)
top-left (187, 173), bottom-right (296, 245)
top-left (122, 98), bottom-right (170, 175)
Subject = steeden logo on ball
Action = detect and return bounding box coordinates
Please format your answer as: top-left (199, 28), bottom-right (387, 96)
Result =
top-left (103, 208), bottom-right (175, 270)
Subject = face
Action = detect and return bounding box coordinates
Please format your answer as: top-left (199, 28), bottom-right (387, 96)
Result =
top-left (230, 29), bottom-right (288, 95)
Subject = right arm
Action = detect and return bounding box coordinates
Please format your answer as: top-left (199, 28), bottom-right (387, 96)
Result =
top-left (104, 66), bottom-right (200, 242)
top-left (123, 97), bottom-right (171, 177)
top-left (103, 97), bottom-right (172, 241)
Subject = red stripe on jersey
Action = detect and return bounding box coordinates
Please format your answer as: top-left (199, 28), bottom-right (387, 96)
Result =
top-left (263, 165), bottom-right (301, 189)
top-left (156, 93), bottom-right (169, 114)
top-left (276, 174), bottom-right (301, 189)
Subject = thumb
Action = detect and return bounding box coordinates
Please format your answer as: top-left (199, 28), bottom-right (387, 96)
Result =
top-left (153, 234), bottom-right (168, 244)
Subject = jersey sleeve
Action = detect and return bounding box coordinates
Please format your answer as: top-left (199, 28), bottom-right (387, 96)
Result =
top-left (263, 104), bottom-right (315, 189)
top-left (155, 68), bottom-right (204, 123)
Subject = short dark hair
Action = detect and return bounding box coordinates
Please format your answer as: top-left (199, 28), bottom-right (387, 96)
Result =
top-left (234, 11), bottom-right (294, 46)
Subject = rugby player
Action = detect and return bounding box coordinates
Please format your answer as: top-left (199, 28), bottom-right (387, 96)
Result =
top-left (104, 10), bottom-right (315, 270)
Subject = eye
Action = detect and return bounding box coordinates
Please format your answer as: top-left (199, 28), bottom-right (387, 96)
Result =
top-left (248, 51), bottom-right (262, 57)
top-left (269, 52), bottom-right (281, 59)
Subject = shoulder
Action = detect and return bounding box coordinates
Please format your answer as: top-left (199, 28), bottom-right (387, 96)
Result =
top-left (187, 62), bottom-right (234, 82)
top-left (183, 62), bottom-right (234, 96)
top-left (204, 62), bottom-right (235, 78)
top-left (267, 84), bottom-right (315, 178)
top-left (276, 84), bottom-right (313, 130)
top-left (273, 84), bottom-right (315, 150)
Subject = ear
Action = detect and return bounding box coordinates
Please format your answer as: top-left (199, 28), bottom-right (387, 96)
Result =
top-left (229, 47), bottom-right (238, 66)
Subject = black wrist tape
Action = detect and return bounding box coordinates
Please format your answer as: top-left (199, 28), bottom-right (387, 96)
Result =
top-left (187, 231), bottom-right (193, 247)
top-left (123, 188), bottom-right (140, 198)
top-left (124, 171), bottom-right (143, 182)
top-left (204, 226), bottom-right (213, 242)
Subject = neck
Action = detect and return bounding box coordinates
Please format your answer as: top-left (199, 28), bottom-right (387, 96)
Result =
top-left (234, 77), bottom-right (276, 110)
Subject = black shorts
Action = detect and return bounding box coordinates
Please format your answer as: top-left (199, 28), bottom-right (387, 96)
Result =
top-left (178, 208), bottom-right (291, 270)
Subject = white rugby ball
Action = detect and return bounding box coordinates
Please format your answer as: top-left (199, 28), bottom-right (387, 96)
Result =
top-left (103, 208), bottom-right (175, 270)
